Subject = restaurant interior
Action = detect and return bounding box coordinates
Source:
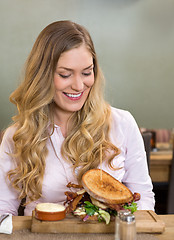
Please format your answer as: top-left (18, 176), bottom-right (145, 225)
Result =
top-left (140, 128), bottom-right (174, 215)
top-left (0, 0), bottom-right (174, 239)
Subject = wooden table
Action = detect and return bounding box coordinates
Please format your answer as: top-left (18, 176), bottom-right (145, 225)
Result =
top-left (0, 214), bottom-right (172, 240)
top-left (150, 144), bottom-right (172, 182)
top-left (155, 214), bottom-right (174, 240)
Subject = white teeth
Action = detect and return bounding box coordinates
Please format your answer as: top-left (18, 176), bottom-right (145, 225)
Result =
top-left (65, 93), bottom-right (82, 98)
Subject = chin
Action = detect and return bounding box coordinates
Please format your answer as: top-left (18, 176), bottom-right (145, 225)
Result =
top-left (66, 103), bottom-right (86, 113)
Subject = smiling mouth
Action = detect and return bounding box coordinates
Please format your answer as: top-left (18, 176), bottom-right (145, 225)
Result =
top-left (63, 92), bottom-right (83, 100)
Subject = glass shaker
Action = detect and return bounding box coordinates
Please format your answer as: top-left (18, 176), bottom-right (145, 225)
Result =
top-left (115, 209), bottom-right (132, 240)
top-left (119, 214), bottom-right (136, 240)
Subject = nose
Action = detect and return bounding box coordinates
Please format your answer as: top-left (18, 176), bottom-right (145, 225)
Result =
top-left (71, 75), bottom-right (84, 92)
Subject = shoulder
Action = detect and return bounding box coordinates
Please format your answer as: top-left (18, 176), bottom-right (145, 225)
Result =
top-left (110, 106), bottom-right (136, 127)
top-left (0, 125), bottom-right (18, 169)
top-left (0, 124), bottom-right (18, 148)
top-left (2, 124), bottom-right (17, 140)
top-left (109, 107), bottom-right (140, 147)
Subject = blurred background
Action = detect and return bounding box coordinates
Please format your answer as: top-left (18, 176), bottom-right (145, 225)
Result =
top-left (0, 0), bottom-right (174, 131)
top-left (0, 0), bottom-right (174, 215)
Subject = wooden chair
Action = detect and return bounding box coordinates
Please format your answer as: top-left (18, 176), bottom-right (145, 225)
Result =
top-left (141, 132), bottom-right (167, 213)
top-left (142, 132), bottom-right (152, 172)
top-left (167, 146), bottom-right (174, 214)
top-left (153, 142), bottom-right (174, 214)
top-left (18, 197), bottom-right (26, 216)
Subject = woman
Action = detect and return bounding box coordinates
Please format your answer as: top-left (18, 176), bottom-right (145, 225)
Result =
top-left (0, 21), bottom-right (155, 216)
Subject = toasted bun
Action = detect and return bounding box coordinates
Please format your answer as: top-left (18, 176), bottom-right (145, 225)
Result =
top-left (35, 203), bottom-right (66, 221)
top-left (82, 169), bottom-right (133, 204)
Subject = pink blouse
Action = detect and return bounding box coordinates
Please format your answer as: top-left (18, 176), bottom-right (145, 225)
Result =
top-left (0, 107), bottom-right (155, 216)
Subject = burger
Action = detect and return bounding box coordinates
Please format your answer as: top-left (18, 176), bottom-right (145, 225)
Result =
top-left (64, 169), bottom-right (140, 224)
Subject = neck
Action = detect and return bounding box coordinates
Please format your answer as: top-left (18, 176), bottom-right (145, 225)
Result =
top-left (53, 104), bottom-right (73, 137)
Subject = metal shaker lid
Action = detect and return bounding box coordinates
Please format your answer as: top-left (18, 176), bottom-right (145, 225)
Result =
top-left (120, 214), bottom-right (135, 222)
top-left (117, 209), bottom-right (131, 218)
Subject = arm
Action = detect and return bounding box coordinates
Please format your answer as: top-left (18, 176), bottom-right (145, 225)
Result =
top-left (0, 126), bottom-right (20, 215)
top-left (122, 112), bottom-right (155, 210)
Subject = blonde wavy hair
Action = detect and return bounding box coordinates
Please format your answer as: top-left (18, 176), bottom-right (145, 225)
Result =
top-left (8, 21), bottom-right (120, 203)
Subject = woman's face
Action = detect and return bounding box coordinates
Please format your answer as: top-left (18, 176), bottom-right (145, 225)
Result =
top-left (53, 44), bottom-right (94, 117)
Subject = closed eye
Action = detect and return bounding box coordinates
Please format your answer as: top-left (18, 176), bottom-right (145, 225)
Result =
top-left (82, 72), bottom-right (92, 76)
top-left (59, 74), bottom-right (71, 79)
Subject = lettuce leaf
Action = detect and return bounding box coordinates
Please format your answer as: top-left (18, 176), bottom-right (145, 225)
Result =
top-left (123, 201), bottom-right (137, 213)
top-left (84, 201), bottom-right (99, 216)
top-left (84, 201), bottom-right (111, 224)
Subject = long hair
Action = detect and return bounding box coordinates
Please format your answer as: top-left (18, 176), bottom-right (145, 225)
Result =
top-left (8, 21), bottom-right (119, 203)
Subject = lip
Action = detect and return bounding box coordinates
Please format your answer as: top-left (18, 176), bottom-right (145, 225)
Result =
top-left (63, 91), bottom-right (84, 101)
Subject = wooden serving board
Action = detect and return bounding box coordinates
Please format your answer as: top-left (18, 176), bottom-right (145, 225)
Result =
top-left (31, 210), bottom-right (165, 234)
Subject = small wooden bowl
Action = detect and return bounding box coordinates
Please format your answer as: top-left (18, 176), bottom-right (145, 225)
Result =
top-left (35, 203), bottom-right (66, 221)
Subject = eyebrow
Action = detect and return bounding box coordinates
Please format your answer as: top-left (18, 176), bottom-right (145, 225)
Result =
top-left (58, 64), bottom-right (94, 71)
